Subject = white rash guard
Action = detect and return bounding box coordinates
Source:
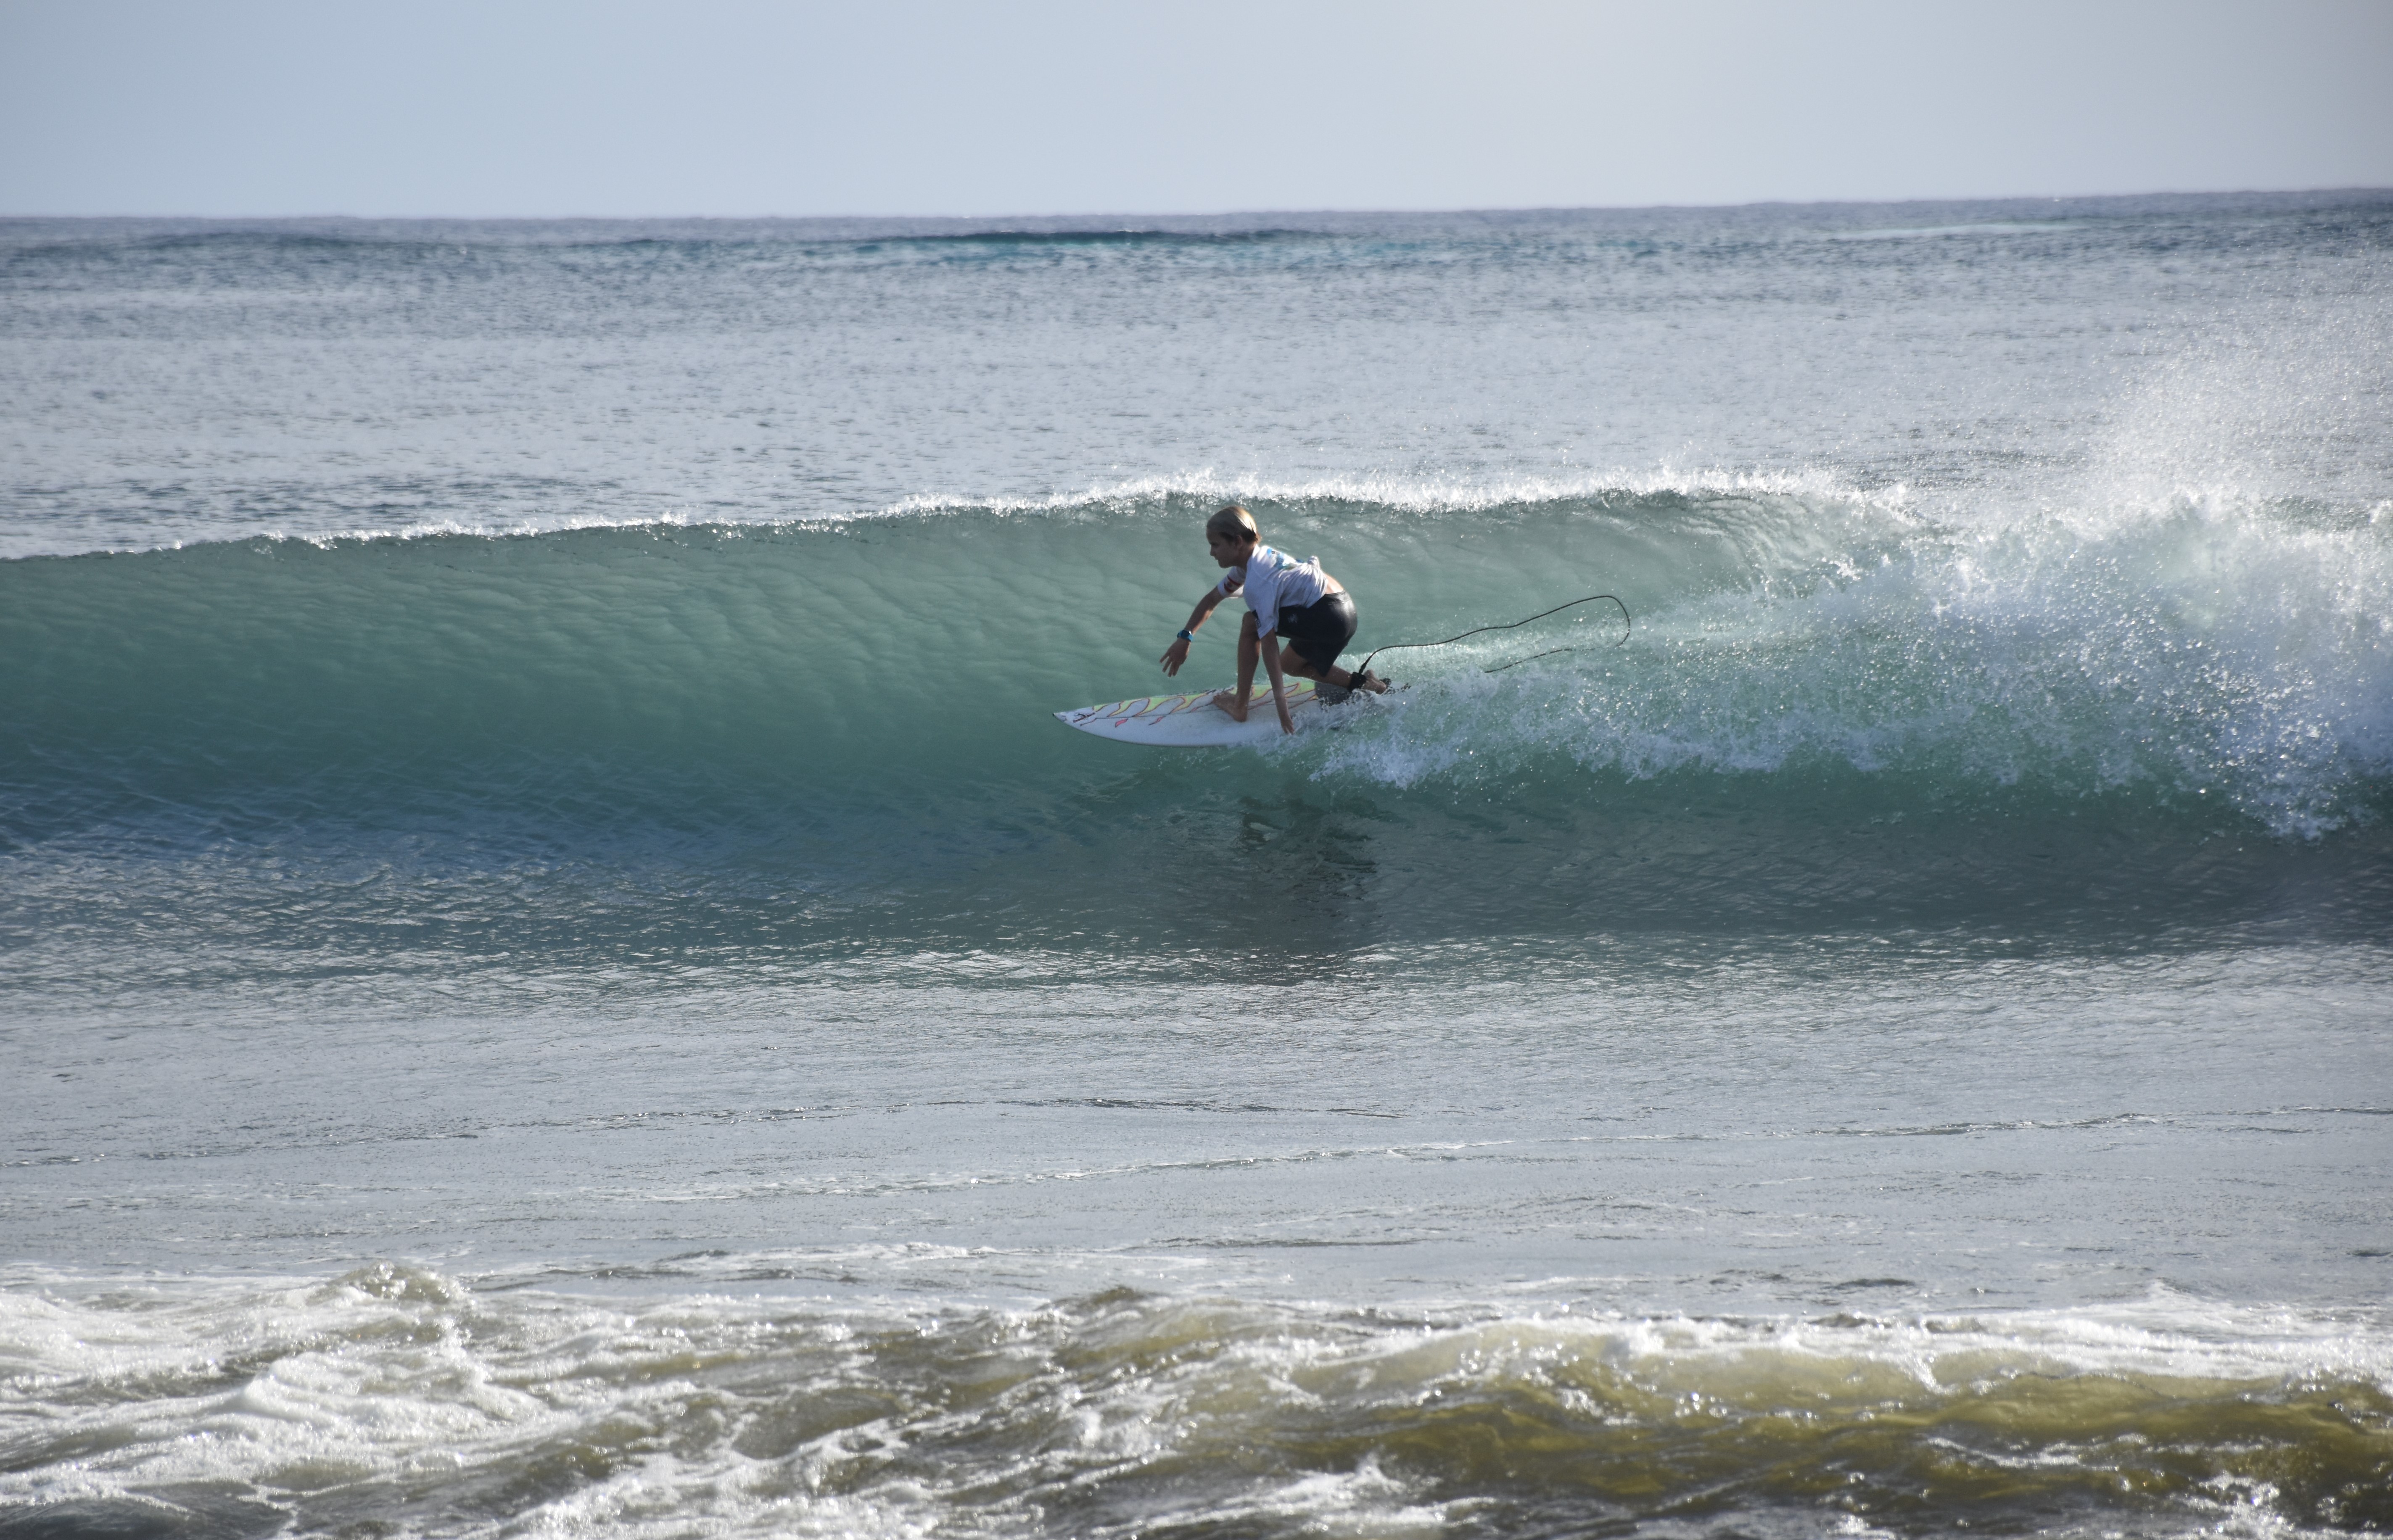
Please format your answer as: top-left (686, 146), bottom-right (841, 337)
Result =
top-left (1214, 545), bottom-right (1329, 637)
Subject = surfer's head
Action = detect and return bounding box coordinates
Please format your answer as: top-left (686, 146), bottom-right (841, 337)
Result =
top-left (1205, 504), bottom-right (1260, 567)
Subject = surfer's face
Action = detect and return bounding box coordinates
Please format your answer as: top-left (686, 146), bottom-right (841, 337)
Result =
top-left (1207, 530), bottom-right (1254, 568)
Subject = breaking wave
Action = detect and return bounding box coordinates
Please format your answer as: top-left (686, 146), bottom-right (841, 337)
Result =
top-left (3, 1267), bottom-right (2388, 1539)
top-left (3, 481), bottom-right (2388, 953)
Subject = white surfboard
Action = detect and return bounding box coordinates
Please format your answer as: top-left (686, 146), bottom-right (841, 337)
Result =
top-left (1056, 680), bottom-right (1338, 746)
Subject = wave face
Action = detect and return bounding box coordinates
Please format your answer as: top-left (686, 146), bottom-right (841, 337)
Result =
top-left (5, 483), bottom-right (2387, 960)
top-left (3, 1271), bottom-right (2388, 1540)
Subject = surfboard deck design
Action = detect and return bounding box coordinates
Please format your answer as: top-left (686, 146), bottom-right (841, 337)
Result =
top-left (1056, 680), bottom-right (1339, 746)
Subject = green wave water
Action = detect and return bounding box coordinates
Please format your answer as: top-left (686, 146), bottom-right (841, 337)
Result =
top-left (5, 483), bottom-right (2388, 956)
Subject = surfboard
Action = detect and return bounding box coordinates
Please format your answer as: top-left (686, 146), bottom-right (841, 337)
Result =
top-left (1056, 680), bottom-right (1339, 746)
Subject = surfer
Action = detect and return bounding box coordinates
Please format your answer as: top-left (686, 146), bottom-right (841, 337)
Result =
top-left (1158, 504), bottom-right (1389, 735)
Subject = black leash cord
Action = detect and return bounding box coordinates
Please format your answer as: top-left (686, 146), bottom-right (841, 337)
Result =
top-left (1356, 593), bottom-right (1631, 677)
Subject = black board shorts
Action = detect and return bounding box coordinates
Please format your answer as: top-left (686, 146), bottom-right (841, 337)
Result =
top-left (1272, 591), bottom-right (1358, 670)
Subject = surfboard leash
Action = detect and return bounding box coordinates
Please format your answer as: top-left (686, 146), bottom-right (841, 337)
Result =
top-left (1354, 593), bottom-right (1631, 678)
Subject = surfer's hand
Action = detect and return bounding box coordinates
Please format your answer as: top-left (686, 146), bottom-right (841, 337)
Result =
top-left (1160, 637), bottom-right (1189, 676)
top-left (1277, 702), bottom-right (1296, 735)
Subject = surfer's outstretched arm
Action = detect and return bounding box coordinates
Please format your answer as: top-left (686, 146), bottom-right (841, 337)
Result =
top-left (1160, 582), bottom-right (1234, 677)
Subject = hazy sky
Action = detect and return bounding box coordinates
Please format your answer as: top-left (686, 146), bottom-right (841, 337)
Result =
top-left (3, 0), bottom-right (2389, 217)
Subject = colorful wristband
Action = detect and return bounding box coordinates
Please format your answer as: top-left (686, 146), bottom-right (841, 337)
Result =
top-left (1176, 630), bottom-right (1194, 642)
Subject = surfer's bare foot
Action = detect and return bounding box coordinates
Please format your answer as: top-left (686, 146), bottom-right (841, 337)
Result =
top-left (1350, 668), bottom-right (1390, 694)
top-left (1210, 689), bottom-right (1248, 720)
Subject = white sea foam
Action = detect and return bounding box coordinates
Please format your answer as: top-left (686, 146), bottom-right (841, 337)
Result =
top-left (0, 466), bottom-right (1910, 560)
top-left (1307, 485), bottom-right (2392, 837)
top-left (3, 1271), bottom-right (2386, 1538)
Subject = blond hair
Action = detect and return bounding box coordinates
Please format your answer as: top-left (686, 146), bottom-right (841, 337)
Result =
top-left (1205, 504), bottom-right (1260, 544)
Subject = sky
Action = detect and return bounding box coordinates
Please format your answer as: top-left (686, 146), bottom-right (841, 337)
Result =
top-left (1, 0), bottom-right (2389, 218)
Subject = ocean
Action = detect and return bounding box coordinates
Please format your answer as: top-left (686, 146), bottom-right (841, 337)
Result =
top-left (3, 193), bottom-right (2390, 1537)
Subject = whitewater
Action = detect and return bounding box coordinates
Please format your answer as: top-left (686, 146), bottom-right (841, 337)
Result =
top-left (3, 194), bottom-right (2390, 1538)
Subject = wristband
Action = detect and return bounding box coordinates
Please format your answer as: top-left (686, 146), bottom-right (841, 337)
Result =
top-left (1176, 630), bottom-right (1194, 642)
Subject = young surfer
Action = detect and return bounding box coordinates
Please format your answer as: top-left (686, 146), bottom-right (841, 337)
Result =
top-left (1158, 504), bottom-right (1389, 735)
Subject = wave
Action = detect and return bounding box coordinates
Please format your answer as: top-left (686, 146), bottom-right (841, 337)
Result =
top-left (2, 1268), bottom-right (2387, 1538)
top-left (3, 484), bottom-right (2388, 949)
